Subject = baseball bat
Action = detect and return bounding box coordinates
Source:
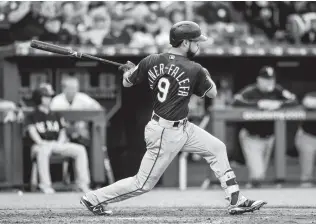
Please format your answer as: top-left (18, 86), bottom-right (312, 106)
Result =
top-left (30, 40), bottom-right (124, 67)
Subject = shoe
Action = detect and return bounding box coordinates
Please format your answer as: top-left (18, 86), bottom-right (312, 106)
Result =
top-left (300, 181), bottom-right (313, 188)
top-left (76, 185), bottom-right (92, 193)
top-left (39, 186), bottom-right (55, 194)
top-left (80, 195), bottom-right (113, 216)
top-left (228, 195), bottom-right (267, 215)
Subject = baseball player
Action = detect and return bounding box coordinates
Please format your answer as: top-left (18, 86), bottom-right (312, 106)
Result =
top-left (50, 75), bottom-right (102, 110)
top-left (50, 75), bottom-right (102, 145)
top-left (233, 66), bottom-right (298, 188)
top-left (80, 21), bottom-right (266, 215)
top-left (295, 92), bottom-right (316, 187)
top-left (24, 84), bottom-right (91, 193)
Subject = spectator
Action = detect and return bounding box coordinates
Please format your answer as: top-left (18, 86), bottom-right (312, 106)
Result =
top-left (79, 4), bottom-right (111, 46)
top-left (7, 2), bottom-right (48, 41)
top-left (102, 15), bottom-right (131, 46)
top-left (58, 2), bottom-right (89, 44)
top-left (0, 1), bottom-right (13, 45)
top-left (169, 9), bottom-right (186, 24)
top-left (232, 66), bottom-right (298, 188)
top-left (155, 17), bottom-right (172, 46)
top-left (125, 3), bottom-right (156, 48)
top-left (129, 29), bottom-right (155, 48)
top-left (244, 1), bottom-right (279, 39)
top-left (276, 2), bottom-right (297, 31)
top-left (301, 13), bottom-right (316, 44)
top-left (195, 2), bottom-right (233, 25)
top-left (50, 75), bottom-right (102, 146)
top-left (38, 2), bottom-right (62, 42)
top-left (295, 92), bottom-right (316, 187)
top-left (286, 12), bottom-right (316, 44)
top-left (286, 14), bottom-right (307, 44)
top-left (24, 84), bottom-right (91, 194)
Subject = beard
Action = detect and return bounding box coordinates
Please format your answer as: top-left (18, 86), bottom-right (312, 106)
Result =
top-left (187, 43), bottom-right (199, 59)
top-left (187, 50), bottom-right (197, 59)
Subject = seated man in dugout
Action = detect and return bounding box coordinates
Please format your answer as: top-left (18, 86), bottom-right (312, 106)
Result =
top-left (50, 75), bottom-right (103, 147)
top-left (295, 92), bottom-right (316, 187)
top-left (24, 84), bottom-right (91, 194)
top-left (232, 66), bottom-right (298, 188)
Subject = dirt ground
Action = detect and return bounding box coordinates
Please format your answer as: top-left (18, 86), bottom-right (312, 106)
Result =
top-left (0, 188), bottom-right (316, 224)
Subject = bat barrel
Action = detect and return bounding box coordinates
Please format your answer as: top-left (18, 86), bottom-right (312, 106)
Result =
top-left (30, 40), bottom-right (124, 67)
top-left (31, 40), bottom-right (73, 55)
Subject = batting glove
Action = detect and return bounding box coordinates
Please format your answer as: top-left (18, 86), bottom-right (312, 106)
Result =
top-left (119, 61), bottom-right (136, 72)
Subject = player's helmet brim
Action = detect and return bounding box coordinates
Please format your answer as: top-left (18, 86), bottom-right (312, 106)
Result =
top-left (190, 34), bottom-right (208, 42)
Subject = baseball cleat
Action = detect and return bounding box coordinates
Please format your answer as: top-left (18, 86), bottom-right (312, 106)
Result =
top-left (39, 186), bottom-right (55, 194)
top-left (228, 196), bottom-right (267, 215)
top-left (80, 195), bottom-right (113, 216)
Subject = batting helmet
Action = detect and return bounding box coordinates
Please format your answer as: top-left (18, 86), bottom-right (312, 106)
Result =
top-left (169, 21), bottom-right (207, 47)
top-left (258, 66), bottom-right (276, 79)
top-left (32, 83), bottom-right (55, 105)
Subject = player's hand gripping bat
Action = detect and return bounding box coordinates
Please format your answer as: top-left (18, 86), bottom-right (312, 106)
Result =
top-left (30, 40), bottom-right (125, 68)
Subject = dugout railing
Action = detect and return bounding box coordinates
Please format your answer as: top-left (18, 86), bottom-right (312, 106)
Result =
top-left (0, 109), bottom-right (107, 188)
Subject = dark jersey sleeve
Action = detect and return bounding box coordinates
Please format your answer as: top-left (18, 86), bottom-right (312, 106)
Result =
top-left (126, 54), bottom-right (158, 85)
top-left (24, 113), bottom-right (35, 127)
top-left (193, 67), bottom-right (214, 97)
top-left (233, 85), bottom-right (258, 107)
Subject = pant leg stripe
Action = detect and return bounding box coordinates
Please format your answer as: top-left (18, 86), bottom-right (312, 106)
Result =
top-left (98, 128), bottom-right (165, 205)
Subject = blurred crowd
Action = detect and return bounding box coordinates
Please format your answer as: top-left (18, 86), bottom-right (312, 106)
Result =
top-left (1, 1), bottom-right (316, 47)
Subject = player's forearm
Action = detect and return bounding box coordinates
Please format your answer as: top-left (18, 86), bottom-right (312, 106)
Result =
top-left (205, 78), bottom-right (217, 98)
top-left (57, 129), bottom-right (68, 143)
top-left (28, 126), bottom-right (45, 145)
top-left (281, 98), bottom-right (298, 107)
top-left (122, 71), bottom-right (133, 87)
top-left (232, 96), bottom-right (258, 107)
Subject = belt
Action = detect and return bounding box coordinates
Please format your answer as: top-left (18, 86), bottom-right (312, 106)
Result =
top-left (152, 114), bottom-right (187, 128)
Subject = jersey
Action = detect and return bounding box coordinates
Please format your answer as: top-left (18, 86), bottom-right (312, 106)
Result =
top-left (234, 84), bottom-right (296, 106)
top-left (50, 92), bottom-right (102, 110)
top-left (233, 84), bottom-right (297, 136)
top-left (24, 108), bottom-right (66, 145)
top-left (126, 53), bottom-right (213, 121)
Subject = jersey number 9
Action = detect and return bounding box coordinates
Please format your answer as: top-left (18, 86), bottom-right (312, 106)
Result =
top-left (157, 77), bottom-right (170, 103)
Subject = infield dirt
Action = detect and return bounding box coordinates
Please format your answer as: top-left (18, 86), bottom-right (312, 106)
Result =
top-left (0, 188), bottom-right (315, 223)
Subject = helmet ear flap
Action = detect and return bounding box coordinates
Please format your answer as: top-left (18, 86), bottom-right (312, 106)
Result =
top-left (173, 40), bottom-right (184, 47)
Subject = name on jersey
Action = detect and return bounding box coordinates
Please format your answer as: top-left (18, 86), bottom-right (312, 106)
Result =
top-left (148, 64), bottom-right (190, 96)
top-left (35, 121), bottom-right (60, 133)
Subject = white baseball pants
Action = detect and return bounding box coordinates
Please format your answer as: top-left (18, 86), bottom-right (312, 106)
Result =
top-left (32, 142), bottom-right (90, 189)
top-left (86, 118), bottom-right (232, 205)
top-left (295, 128), bottom-right (316, 182)
top-left (239, 129), bottom-right (274, 181)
